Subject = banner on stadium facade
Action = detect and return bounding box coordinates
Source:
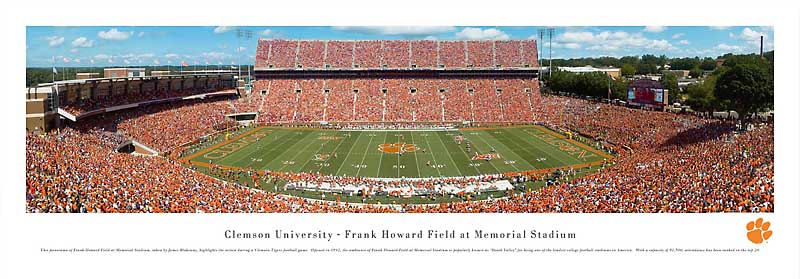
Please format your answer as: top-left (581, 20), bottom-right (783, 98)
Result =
top-left (655, 89), bottom-right (664, 103)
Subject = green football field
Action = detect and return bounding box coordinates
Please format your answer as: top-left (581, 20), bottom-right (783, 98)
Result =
top-left (184, 126), bottom-right (611, 179)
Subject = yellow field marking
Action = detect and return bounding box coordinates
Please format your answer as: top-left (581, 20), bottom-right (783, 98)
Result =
top-left (531, 126), bottom-right (614, 160)
top-left (181, 126), bottom-right (267, 163)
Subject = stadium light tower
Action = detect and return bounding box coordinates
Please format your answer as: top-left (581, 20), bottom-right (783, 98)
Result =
top-left (236, 28), bottom-right (253, 84)
top-left (547, 27), bottom-right (555, 81)
top-left (538, 29), bottom-right (544, 81)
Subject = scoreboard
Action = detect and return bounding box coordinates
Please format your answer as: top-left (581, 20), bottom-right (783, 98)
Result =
top-left (627, 79), bottom-right (668, 110)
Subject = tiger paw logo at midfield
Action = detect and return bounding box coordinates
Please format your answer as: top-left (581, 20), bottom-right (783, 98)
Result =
top-left (746, 218), bottom-right (772, 244)
top-left (313, 153), bottom-right (330, 161)
top-left (471, 153), bottom-right (500, 160)
top-left (378, 143), bottom-right (419, 154)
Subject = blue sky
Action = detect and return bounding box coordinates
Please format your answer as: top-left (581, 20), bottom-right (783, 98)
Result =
top-left (26, 26), bottom-right (774, 67)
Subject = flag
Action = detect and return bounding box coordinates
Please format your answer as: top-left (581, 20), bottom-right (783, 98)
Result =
top-left (181, 61), bottom-right (188, 67)
top-left (52, 67), bottom-right (58, 74)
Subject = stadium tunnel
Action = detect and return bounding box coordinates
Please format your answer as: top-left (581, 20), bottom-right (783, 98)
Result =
top-left (116, 140), bottom-right (159, 156)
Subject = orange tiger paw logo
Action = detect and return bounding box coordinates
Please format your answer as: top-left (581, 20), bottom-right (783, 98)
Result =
top-left (378, 143), bottom-right (418, 154)
top-left (746, 218), bottom-right (772, 244)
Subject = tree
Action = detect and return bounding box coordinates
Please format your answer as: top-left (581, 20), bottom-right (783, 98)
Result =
top-left (610, 77), bottom-right (630, 100)
top-left (669, 57), bottom-right (701, 70)
top-left (714, 63), bottom-right (774, 124)
top-left (636, 63), bottom-right (657, 75)
top-left (689, 67), bottom-right (703, 78)
top-left (700, 58), bottom-right (717, 71)
top-left (684, 75), bottom-right (717, 112)
top-left (621, 64), bottom-right (636, 77)
top-left (661, 73), bottom-right (679, 101)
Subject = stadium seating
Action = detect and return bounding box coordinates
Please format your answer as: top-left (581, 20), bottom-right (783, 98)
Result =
top-left (255, 39), bottom-right (538, 70)
top-left (353, 41), bottom-right (382, 68)
top-left (249, 77), bottom-right (537, 123)
top-left (27, 39), bottom-right (773, 213)
top-left (323, 79), bottom-right (355, 122)
top-left (325, 41), bottom-right (354, 68)
top-left (27, 94), bottom-right (774, 213)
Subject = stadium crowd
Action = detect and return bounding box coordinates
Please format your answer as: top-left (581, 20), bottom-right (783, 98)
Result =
top-left (27, 92), bottom-right (773, 213)
top-left (61, 88), bottom-right (222, 116)
top-left (26, 38), bottom-right (770, 213)
top-left (257, 39), bottom-right (537, 69)
top-left (250, 77), bottom-right (536, 123)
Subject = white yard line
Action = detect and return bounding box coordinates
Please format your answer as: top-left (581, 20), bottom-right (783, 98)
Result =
top-left (332, 132), bottom-right (364, 176)
top-left (435, 131), bottom-right (472, 175)
top-left (375, 132), bottom-right (389, 177)
top-left (354, 133), bottom-right (375, 177)
top-left (421, 132), bottom-right (443, 177)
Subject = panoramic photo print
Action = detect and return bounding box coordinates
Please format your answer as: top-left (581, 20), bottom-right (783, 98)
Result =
top-left (25, 26), bottom-right (774, 213)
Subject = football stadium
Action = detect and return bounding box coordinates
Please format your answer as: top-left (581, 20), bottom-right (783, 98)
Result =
top-left (25, 32), bottom-right (774, 213)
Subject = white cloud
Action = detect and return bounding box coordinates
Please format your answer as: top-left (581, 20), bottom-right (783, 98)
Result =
top-left (214, 26), bottom-right (235, 34)
top-left (730, 27), bottom-right (768, 41)
top-left (554, 31), bottom-right (672, 51)
top-left (235, 46), bottom-right (246, 52)
top-left (332, 26), bottom-right (455, 37)
top-left (678, 40), bottom-right (690, 45)
top-left (644, 26), bottom-right (666, 33)
top-left (423, 36), bottom-right (437, 40)
top-left (165, 53), bottom-right (179, 59)
top-left (558, 31), bottom-right (596, 43)
top-left (123, 59), bottom-right (131, 64)
top-left (202, 52), bottom-right (229, 59)
top-left (71, 37), bottom-right (94, 48)
top-left (717, 43), bottom-right (743, 51)
top-left (98, 28), bottom-right (132, 40)
top-left (544, 42), bottom-right (581, 49)
top-left (69, 48), bottom-right (78, 53)
top-left (587, 45), bottom-right (619, 51)
top-left (137, 53), bottom-right (155, 59)
top-left (138, 31), bottom-right (145, 37)
top-left (259, 29), bottom-right (273, 37)
top-left (74, 58), bottom-right (80, 63)
top-left (90, 59), bottom-right (95, 64)
top-left (454, 27), bottom-right (510, 40)
top-left (45, 36), bottom-right (64, 47)
top-left (648, 39), bottom-right (672, 50)
top-left (671, 33), bottom-right (685, 39)
top-left (94, 54), bottom-right (111, 60)
top-left (710, 26), bottom-right (730, 30)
